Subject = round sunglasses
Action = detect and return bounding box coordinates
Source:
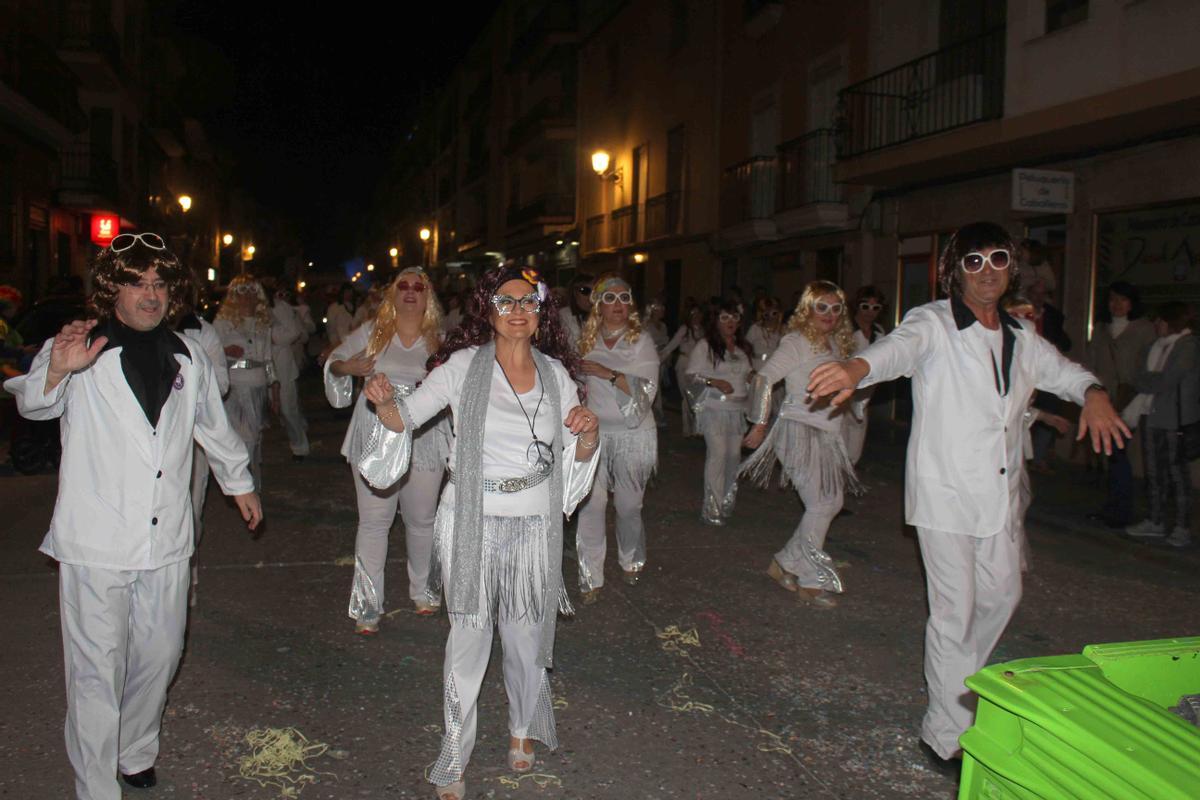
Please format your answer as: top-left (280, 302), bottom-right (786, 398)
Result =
top-left (492, 293), bottom-right (542, 315)
top-left (394, 280), bottom-right (426, 293)
top-left (961, 249), bottom-right (1011, 273)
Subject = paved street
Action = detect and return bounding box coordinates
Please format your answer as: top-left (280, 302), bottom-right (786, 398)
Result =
top-left (2, 380), bottom-right (1198, 800)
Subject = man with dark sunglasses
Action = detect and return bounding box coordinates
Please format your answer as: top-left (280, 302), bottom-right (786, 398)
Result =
top-left (808, 221), bottom-right (1126, 778)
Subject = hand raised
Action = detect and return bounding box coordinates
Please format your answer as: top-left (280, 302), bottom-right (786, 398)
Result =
top-left (49, 319), bottom-right (106, 378)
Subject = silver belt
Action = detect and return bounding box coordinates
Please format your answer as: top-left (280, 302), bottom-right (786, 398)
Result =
top-left (447, 467), bottom-right (550, 494)
top-left (228, 358), bottom-right (265, 370)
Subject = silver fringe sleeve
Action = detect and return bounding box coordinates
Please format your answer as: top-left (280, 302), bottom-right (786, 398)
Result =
top-left (357, 388), bottom-right (415, 490)
top-left (562, 436), bottom-right (601, 519)
top-left (617, 375), bottom-right (657, 429)
top-left (323, 360), bottom-right (353, 408)
top-left (683, 375), bottom-right (710, 417)
top-left (747, 373), bottom-right (773, 425)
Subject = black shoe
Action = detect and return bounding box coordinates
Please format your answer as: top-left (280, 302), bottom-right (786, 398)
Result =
top-left (918, 741), bottom-right (961, 780)
top-left (121, 768), bottom-right (157, 789)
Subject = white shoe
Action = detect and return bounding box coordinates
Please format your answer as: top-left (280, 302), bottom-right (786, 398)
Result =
top-left (1166, 527), bottom-right (1193, 548)
top-left (1126, 520), bottom-right (1165, 538)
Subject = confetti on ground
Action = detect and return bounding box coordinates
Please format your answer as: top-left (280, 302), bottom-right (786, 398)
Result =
top-left (553, 695), bottom-right (568, 710)
top-left (656, 672), bottom-right (715, 715)
top-left (497, 772), bottom-right (563, 790)
top-left (234, 726), bottom-right (335, 798)
top-left (656, 625), bottom-right (701, 653)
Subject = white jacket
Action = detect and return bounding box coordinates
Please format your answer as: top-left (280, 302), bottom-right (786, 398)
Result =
top-left (4, 334), bottom-right (254, 570)
top-left (857, 297), bottom-right (1097, 538)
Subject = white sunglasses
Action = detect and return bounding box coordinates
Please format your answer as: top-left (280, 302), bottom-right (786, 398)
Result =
top-left (110, 233), bottom-right (166, 253)
top-left (961, 249), bottom-right (1011, 273)
top-left (598, 290), bottom-right (633, 305)
top-left (814, 301), bottom-right (844, 315)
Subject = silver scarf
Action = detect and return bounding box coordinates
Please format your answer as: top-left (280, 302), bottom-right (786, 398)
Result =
top-left (445, 341), bottom-right (566, 668)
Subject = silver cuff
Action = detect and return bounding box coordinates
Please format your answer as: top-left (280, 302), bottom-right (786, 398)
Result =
top-left (747, 373), bottom-right (773, 425)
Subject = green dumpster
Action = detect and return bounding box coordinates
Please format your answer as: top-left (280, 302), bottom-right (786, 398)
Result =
top-left (959, 637), bottom-right (1200, 799)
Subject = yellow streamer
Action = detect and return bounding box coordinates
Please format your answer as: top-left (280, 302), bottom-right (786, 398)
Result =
top-left (497, 773), bottom-right (563, 789)
top-left (656, 625), bottom-right (701, 653)
top-left (235, 727), bottom-right (335, 798)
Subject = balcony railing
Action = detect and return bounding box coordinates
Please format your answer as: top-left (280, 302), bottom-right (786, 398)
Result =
top-left (509, 2), bottom-right (578, 68)
top-left (837, 26), bottom-right (1005, 159)
top-left (59, 144), bottom-right (118, 200)
top-left (720, 156), bottom-right (777, 226)
top-left (585, 213), bottom-right (607, 252)
top-left (610, 204), bottom-right (637, 248)
top-left (506, 193), bottom-right (574, 229)
top-left (777, 129), bottom-right (841, 210)
top-left (58, 0), bottom-right (123, 78)
top-left (506, 95), bottom-right (576, 152)
top-left (644, 191), bottom-right (683, 239)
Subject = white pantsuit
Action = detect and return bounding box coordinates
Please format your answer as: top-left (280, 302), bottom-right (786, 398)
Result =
top-left (351, 467), bottom-right (442, 607)
top-left (213, 316), bottom-right (275, 490)
top-left (685, 339), bottom-right (752, 523)
top-left (271, 301), bottom-right (309, 457)
top-left (856, 297), bottom-right (1097, 757)
top-left (5, 325), bottom-right (252, 800)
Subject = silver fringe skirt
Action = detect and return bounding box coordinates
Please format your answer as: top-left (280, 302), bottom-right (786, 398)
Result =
top-left (598, 426), bottom-right (658, 488)
top-left (740, 418), bottom-right (862, 497)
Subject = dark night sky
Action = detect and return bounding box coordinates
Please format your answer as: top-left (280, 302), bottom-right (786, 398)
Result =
top-left (163, 3), bottom-right (494, 268)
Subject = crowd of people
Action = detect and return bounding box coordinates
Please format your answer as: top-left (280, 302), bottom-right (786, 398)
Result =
top-left (1, 221), bottom-right (1195, 800)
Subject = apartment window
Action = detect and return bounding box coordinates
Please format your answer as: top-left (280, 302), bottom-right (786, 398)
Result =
top-left (669, 0), bottom-right (689, 52)
top-left (1046, 0), bottom-right (1088, 33)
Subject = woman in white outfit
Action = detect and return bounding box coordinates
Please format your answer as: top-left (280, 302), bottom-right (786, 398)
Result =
top-left (575, 274), bottom-right (659, 602)
top-left (360, 265), bottom-right (600, 800)
top-left (685, 301), bottom-right (753, 525)
top-left (326, 282), bottom-right (358, 350)
top-left (660, 306), bottom-right (705, 436)
top-left (213, 275), bottom-right (278, 490)
top-left (268, 283), bottom-right (310, 460)
top-left (843, 286), bottom-right (888, 464)
top-left (326, 267), bottom-right (449, 631)
top-left (745, 297), bottom-right (783, 366)
top-left (741, 280), bottom-right (860, 608)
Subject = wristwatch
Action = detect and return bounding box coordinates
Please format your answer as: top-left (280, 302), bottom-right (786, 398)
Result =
top-left (609, 371), bottom-right (622, 385)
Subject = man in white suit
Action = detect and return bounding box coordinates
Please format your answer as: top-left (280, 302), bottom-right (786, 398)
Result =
top-left (4, 233), bottom-right (262, 800)
top-left (808, 222), bottom-right (1128, 777)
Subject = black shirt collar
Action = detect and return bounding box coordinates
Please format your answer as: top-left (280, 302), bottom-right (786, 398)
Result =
top-left (92, 316), bottom-right (191, 427)
top-left (950, 295), bottom-right (1020, 397)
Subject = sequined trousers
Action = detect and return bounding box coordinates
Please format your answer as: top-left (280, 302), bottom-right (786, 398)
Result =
top-left (697, 408), bottom-right (746, 524)
top-left (428, 510), bottom-right (564, 786)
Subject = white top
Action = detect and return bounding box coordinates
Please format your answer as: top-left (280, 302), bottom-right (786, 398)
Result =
top-left (404, 346), bottom-right (584, 515)
top-left (1109, 316), bottom-right (1129, 339)
top-left (645, 319), bottom-right (669, 350)
top-left (180, 318), bottom-right (229, 396)
top-left (661, 323), bottom-right (703, 361)
top-left (4, 335), bottom-right (253, 570)
top-left (745, 324), bottom-right (782, 366)
top-left (270, 302), bottom-right (304, 383)
top-left (326, 301), bottom-right (356, 346)
top-left (857, 298), bottom-right (1098, 538)
top-left (580, 332), bottom-right (659, 430)
top-left (852, 323), bottom-right (887, 352)
top-left (756, 332), bottom-right (851, 432)
top-left (685, 339), bottom-right (753, 411)
top-left (213, 317), bottom-right (275, 387)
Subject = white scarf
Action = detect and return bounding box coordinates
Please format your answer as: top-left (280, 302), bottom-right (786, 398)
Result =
top-left (1121, 329), bottom-right (1191, 427)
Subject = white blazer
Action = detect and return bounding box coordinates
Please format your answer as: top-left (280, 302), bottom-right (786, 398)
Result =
top-left (857, 298), bottom-right (1097, 538)
top-left (4, 334), bottom-right (254, 570)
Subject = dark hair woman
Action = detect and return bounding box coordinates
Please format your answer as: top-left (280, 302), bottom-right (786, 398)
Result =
top-left (684, 299), bottom-right (755, 525)
top-left (360, 264), bottom-right (600, 800)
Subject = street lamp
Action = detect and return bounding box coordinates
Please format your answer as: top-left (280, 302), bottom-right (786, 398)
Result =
top-left (419, 227), bottom-right (432, 267)
top-left (222, 233), bottom-right (233, 246)
top-left (178, 194), bottom-right (192, 212)
top-left (367, 263), bottom-right (375, 272)
top-left (389, 247), bottom-right (399, 258)
top-left (419, 227), bottom-right (431, 242)
top-left (591, 150), bottom-right (621, 183)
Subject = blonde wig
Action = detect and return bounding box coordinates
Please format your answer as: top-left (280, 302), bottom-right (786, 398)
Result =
top-left (365, 267), bottom-right (443, 357)
top-left (578, 273), bottom-right (642, 355)
top-left (216, 274), bottom-right (271, 327)
top-left (786, 280), bottom-right (856, 357)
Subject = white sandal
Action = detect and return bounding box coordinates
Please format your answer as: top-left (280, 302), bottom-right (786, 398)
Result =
top-left (507, 740), bottom-right (535, 773)
top-left (435, 779), bottom-right (465, 800)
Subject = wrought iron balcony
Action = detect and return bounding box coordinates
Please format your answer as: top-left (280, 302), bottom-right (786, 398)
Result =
top-left (644, 191), bottom-right (683, 239)
top-left (506, 95), bottom-right (576, 152)
top-left (719, 156), bottom-right (777, 226)
top-left (610, 204), bottom-right (637, 248)
top-left (506, 193), bottom-right (574, 229)
top-left (837, 26), bottom-right (1005, 159)
top-left (777, 129), bottom-right (841, 210)
top-left (59, 144), bottom-right (118, 201)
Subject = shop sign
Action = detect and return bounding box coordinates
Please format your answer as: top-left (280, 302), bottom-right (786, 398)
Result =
top-left (90, 214), bottom-right (119, 245)
top-left (1095, 199), bottom-right (1200, 306)
top-left (1012, 169), bottom-right (1075, 214)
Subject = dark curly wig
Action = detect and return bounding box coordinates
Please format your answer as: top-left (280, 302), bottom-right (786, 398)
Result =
top-left (428, 264), bottom-right (583, 383)
top-left (702, 299), bottom-right (754, 366)
top-left (89, 241), bottom-right (193, 323)
top-left (937, 221), bottom-right (1021, 299)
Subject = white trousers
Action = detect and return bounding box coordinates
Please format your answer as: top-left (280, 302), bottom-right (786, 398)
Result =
top-left (430, 619), bottom-right (551, 785)
top-left (224, 384), bottom-right (264, 490)
top-left (701, 430), bottom-right (743, 521)
top-left (59, 561), bottom-right (189, 800)
top-left (843, 416), bottom-right (868, 465)
top-left (351, 466), bottom-right (441, 615)
top-left (277, 378), bottom-right (310, 456)
top-left (916, 527), bottom-right (1022, 758)
top-left (575, 463), bottom-right (647, 589)
top-left (776, 479), bottom-right (844, 589)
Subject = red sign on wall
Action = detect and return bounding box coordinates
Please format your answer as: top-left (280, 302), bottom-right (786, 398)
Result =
top-left (90, 214), bottom-right (119, 245)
